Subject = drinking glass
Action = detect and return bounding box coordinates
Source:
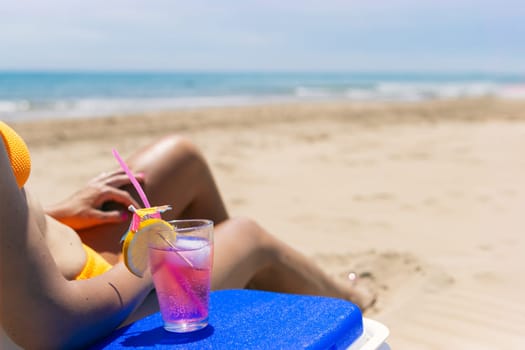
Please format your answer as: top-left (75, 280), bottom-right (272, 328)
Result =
top-left (148, 219), bottom-right (214, 333)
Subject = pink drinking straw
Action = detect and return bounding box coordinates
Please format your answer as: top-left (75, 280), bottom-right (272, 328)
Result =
top-left (112, 148), bottom-right (207, 315)
top-left (112, 148), bottom-right (160, 219)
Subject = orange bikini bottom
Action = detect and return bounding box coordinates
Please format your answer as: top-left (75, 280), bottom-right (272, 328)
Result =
top-left (75, 244), bottom-right (113, 280)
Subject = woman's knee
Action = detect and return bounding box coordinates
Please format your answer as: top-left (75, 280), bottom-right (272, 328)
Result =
top-left (131, 134), bottom-right (208, 176)
top-left (156, 134), bottom-right (206, 164)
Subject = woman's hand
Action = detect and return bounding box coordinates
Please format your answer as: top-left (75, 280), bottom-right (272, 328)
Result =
top-left (46, 170), bottom-right (145, 230)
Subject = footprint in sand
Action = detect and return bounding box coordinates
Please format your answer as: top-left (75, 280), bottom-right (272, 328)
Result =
top-left (313, 250), bottom-right (453, 316)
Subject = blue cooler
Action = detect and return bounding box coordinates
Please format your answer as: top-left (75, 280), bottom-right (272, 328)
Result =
top-left (90, 289), bottom-right (368, 349)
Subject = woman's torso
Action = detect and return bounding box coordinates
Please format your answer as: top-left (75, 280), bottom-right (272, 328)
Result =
top-left (26, 188), bottom-right (86, 280)
top-left (0, 189), bottom-right (87, 348)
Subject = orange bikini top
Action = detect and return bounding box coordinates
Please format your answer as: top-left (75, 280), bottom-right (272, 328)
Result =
top-left (0, 121), bottom-right (31, 188)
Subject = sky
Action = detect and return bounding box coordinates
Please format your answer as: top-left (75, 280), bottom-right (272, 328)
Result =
top-left (1, 0), bottom-right (524, 72)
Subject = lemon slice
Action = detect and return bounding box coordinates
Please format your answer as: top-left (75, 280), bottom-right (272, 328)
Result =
top-left (122, 218), bottom-right (176, 277)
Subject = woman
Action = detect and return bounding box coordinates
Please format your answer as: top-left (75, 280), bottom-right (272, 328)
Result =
top-left (0, 121), bottom-right (374, 349)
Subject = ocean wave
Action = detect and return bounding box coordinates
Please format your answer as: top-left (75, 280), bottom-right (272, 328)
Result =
top-left (374, 82), bottom-right (502, 101)
top-left (0, 95), bottom-right (291, 121)
top-left (294, 86), bottom-right (334, 98)
top-left (291, 81), bottom-right (525, 102)
top-left (0, 100), bottom-right (31, 113)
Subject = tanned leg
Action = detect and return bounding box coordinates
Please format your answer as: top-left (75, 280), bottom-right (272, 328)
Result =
top-left (212, 217), bottom-right (376, 311)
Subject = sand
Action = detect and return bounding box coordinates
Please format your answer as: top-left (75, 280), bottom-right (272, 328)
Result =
top-left (9, 98), bottom-right (525, 349)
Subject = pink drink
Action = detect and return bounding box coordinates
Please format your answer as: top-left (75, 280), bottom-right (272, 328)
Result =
top-left (149, 236), bottom-right (213, 332)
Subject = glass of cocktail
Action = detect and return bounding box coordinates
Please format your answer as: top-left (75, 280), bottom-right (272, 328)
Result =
top-left (148, 219), bottom-right (214, 333)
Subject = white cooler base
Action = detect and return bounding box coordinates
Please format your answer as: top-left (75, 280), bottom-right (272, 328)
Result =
top-left (348, 318), bottom-right (390, 350)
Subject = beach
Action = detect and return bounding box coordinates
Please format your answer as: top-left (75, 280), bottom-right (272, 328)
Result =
top-left (10, 98), bottom-right (525, 348)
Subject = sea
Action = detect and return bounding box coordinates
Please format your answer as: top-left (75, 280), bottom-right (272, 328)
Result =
top-left (1, 71), bottom-right (524, 122)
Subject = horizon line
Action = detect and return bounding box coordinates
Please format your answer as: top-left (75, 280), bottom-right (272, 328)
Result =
top-left (1, 69), bottom-right (524, 76)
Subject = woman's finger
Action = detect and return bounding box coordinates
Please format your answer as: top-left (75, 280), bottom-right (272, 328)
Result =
top-left (104, 173), bottom-right (145, 188)
top-left (89, 170), bottom-right (122, 184)
top-left (92, 209), bottom-right (126, 224)
top-left (98, 187), bottom-right (142, 209)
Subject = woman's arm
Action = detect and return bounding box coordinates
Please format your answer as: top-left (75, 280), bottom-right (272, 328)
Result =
top-left (0, 146), bottom-right (153, 349)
